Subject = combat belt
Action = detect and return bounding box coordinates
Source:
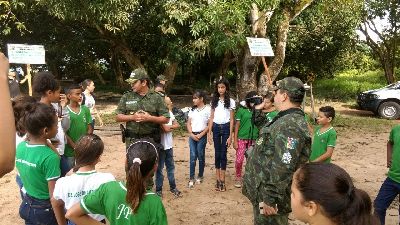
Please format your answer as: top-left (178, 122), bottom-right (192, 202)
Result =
top-left (120, 125), bottom-right (161, 143)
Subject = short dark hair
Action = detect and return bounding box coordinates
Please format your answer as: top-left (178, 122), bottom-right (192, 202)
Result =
top-left (279, 88), bottom-right (304, 104)
top-left (66, 84), bottom-right (83, 94)
top-left (32, 72), bottom-right (60, 96)
top-left (319, 106), bottom-right (335, 120)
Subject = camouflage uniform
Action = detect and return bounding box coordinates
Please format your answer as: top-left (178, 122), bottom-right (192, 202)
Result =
top-left (116, 68), bottom-right (170, 148)
top-left (242, 77), bottom-right (311, 225)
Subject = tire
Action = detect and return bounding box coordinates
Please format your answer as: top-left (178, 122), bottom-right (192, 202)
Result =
top-left (378, 102), bottom-right (400, 119)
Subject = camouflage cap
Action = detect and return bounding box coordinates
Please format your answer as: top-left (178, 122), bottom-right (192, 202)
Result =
top-left (125, 68), bottom-right (149, 83)
top-left (271, 77), bottom-right (305, 97)
top-left (157, 74), bottom-right (168, 81)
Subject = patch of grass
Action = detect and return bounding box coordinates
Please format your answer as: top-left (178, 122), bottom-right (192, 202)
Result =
top-left (333, 113), bottom-right (397, 133)
top-left (100, 112), bottom-right (117, 125)
top-left (312, 69), bottom-right (387, 102)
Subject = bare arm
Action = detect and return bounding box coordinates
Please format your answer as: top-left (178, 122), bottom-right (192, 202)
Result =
top-left (87, 124), bottom-right (93, 135)
top-left (387, 141), bottom-right (393, 168)
top-left (66, 134), bottom-right (76, 150)
top-left (0, 53), bottom-right (16, 178)
top-left (233, 120), bottom-right (240, 150)
top-left (311, 147), bottom-right (334, 162)
top-left (66, 203), bottom-right (102, 225)
top-left (226, 110), bottom-right (235, 147)
top-left (49, 180), bottom-right (67, 225)
top-left (207, 109), bottom-right (215, 144)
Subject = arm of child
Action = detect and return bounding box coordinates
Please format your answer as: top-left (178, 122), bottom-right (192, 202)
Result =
top-left (233, 120), bottom-right (240, 150)
top-left (207, 109), bottom-right (215, 145)
top-left (0, 53), bottom-right (16, 178)
top-left (49, 180), bottom-right (67, 225)
top-left (387, 140), bottom-right (394, 168)
top-left (311, 146), bottom-right (334, 162)
top-left (226, 109), bottom-right (235, 148)
top-left (186, 117), bottom-right (199, 141)
top-left (66, 134), bottom-right (77, 150)
top-left (161, 119), bottom-right (179, 132)
top-left (65, 203), bottom-right (102, 225)
top-left (46, 139), bottom-right (60, 158)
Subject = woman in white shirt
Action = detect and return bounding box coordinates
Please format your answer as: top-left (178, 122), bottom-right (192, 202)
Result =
top-left (208, 78), bottom-right (235, 192)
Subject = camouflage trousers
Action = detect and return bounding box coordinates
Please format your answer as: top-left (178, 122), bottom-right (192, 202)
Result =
top-left (252, 203), bottom-right (288, 225)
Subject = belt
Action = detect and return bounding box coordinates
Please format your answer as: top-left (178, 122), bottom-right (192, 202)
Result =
top-left (192, 130), bottom-right (204, 135)
top-left (125, 130), bottom-right (153, 139)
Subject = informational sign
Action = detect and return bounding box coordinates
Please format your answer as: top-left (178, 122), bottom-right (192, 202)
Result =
top-left (7, 44), bottom-right (45, 64)
top-left (246, 37), bottom-right (274, 57)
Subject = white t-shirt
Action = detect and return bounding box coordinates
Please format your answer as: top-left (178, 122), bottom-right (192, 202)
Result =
top-left (161, 111), bottom-right (174, 150)
top-left (84, 93), bottom-right (96, 112)
top-left (51, 103), bottom-right (67, 155)
top-left (188, 105), bottom-right (211, 132)
top-left (53, 171), bottom-right (115, 221)
top-left (213, 98), bottom-right (235, 124)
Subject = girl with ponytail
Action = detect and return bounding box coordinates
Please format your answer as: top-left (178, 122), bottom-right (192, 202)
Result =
top-left (66, 138), bottom-right (167, 225)
top-left (52, 134), bottom-right (115, 225)
top-left (291, 163), bottom-right (379, 225)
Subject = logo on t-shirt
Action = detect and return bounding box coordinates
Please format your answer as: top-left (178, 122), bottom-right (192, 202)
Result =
top-left (117, 203), bottom-right (132, 220)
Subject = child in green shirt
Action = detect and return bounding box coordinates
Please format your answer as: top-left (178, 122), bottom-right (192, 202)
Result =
top-left (262, 91), bottom-right (278, 123)
top-left (309, 106), bottom-right (337, 163)
top-left (65, 84), bottom-right (93, 170)
top-left (66, 138), bottom-right (168, 225)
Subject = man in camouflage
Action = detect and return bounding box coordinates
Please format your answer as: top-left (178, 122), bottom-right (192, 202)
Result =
top-left (242, 77), bottom-right (311, 225)
top-left (115, 68), bottom-right (169, 148)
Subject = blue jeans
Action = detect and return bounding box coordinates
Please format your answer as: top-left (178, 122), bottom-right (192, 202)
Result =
top-left (189, 134), bottom-right (207, 179)
top-left (374, 177), bottom-right (400, 225)
top-left (19, 194), bottom-right (57, 225)
top-left (155, 148), bottom-right (177, 192)
top-left (212, 122), bottom-right (230, 170)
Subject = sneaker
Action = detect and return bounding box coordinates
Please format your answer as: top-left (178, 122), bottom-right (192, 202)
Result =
top-left (156, 190), bottom-right (163, 198)
top-left (215, 180), bottom-right (221, 191)
top-left (219, 181), bottom-right (226, 192)
top-left (171, 188), bottom-right (182, 198)
top-left (234, 180), bottom-right (242, 188)
top-left (188, 180), bottom-right (194, 189)
top-left (195, 177), bottom-right (203, 184)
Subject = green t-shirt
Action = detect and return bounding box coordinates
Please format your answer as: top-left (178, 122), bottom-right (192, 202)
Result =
top-left (81, 181), bottom-right (167, 225)
top-left (388, 125), bottom-right (400, 183)
top-left (265, 110), bottom-right (278, 123)
top-left (65, 105), bottom-right (92, 157)
top-left (16, 142), bottom-right (60, 199)
top-left (235, 107), bottom-right (258, 140)
top-left (309, 126), bottom-right (337, 163)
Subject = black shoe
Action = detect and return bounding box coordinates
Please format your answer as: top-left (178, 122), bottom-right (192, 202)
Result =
top-left (170, 188), bottom-right (182, 198)
top-left (215, 180), bottom-right (221, 191)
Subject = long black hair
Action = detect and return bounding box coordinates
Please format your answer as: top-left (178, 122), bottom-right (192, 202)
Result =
top-left (294, 163), bottom-right (379, 225)
top-left (125, 138), bottom-right (158, 213)
top-left (211, 78), bottom-right (231, 109)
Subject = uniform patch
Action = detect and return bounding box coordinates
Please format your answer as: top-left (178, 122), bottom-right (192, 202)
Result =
top-left (286, 137), bottom-right (298, 150)
top-left (257, 137), bottom-right (263, 146)
top-left (282, 152), bottom-right (292, 164)
top-left (126, 101), bottom-right (137, 105)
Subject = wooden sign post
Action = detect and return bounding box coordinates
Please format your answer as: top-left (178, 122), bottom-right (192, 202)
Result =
top-left (7, 44), bottom-right (45, 96)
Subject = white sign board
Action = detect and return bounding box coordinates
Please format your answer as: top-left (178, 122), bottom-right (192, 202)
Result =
top-left (7, 44), bottom-right (45, 64)
top-left (246, 37), bottom-right (274, 57)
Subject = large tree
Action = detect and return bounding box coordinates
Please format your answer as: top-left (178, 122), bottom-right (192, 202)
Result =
top-left (359, 0), bottom-right (400, 84)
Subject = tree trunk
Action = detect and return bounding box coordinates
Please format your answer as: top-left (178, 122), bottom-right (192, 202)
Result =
top-left (110, 50), bottom-right (125, 87)
top-left (236, 45), bottom-right (259, 100)
top-left (93, 64), bottom-right (106, 85)
top-left (383, 60), bottom-right (395, 84)
top-left (163, 62), bottom-right (179, 86)
top-left (115, 42), bottom-right (144, 69)
top-left (217, 51), bottom-right (234, 77)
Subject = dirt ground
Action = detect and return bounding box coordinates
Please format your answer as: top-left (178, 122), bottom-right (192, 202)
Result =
top-left (0, 99), bottom-right (399, 225)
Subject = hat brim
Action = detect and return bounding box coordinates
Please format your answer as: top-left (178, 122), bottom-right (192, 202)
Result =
top-left (270, 86), bottom-right (279, 91)
top-left (125, 78), bottom-right (138, 84)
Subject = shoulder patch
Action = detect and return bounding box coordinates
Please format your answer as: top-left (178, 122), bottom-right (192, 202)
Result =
top-left (256, 137), bottom-right (263, 146)
top-left (282, 152), bottom-right (292, 164)
top-left (286, 137), bottom-right (298, 150)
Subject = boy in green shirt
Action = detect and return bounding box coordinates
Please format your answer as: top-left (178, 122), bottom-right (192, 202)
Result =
top-left (309, 106), bottom-right (337, 163)
top-left (374, 125), bottom-right (400, 225)
top-left (65, 84), bottom-right (93, 170)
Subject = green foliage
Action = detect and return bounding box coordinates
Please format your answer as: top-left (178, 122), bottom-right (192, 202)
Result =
top-left (312, 69), bottom-right (387, 101)
top-left (0, 0), bottom-right (27, 35)
top-left (283, 0), bottom-right (364, 78)
top-left (334, 113), bottom-right (397, 133)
